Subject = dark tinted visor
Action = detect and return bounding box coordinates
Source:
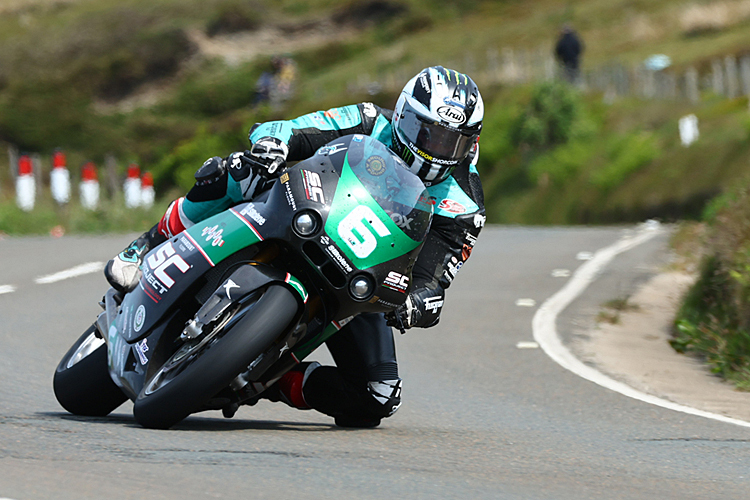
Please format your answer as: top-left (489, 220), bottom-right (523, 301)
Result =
top-left (398, 108), bottom-right (477, 161)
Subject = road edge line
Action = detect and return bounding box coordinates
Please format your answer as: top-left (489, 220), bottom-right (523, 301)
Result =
top-left (533, 224), bottom-right (750, 429)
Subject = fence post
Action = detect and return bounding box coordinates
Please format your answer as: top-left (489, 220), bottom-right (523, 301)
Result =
top-left (712, 58), bottom-right (724, 95)
top-left (8, 145), bottom-right (18, 181)
top-left (685, 67), bottom-right (699, 102)
top-left (739, 55), bottom-right (750, 97)
top-left (725, 55), bottom-right (739, 98)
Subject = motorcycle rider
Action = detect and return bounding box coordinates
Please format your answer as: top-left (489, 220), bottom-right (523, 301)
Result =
top-left (105, 66), bottom-right (486, 428)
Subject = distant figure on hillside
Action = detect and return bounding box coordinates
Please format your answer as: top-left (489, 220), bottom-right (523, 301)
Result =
top-left (254, 56), bottom-right (298, 109)
top-left (555, 25), bottom-right (584, 84)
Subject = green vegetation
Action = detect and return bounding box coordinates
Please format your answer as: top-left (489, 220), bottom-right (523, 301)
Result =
top-left (671, 183), bottom-right (750, 390)
top-left (4, 0), bottom-right (750, 232)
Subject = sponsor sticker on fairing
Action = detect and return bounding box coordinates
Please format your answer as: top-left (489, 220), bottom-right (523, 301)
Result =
top-left (317, 143), bottom-right (348, 156)
top-left (239, 203), bottom-right (266, 225)
top-left (201, 224), bottom-right (225, 247)
top-left (134, 338), bottom-right (149, 365)
top-left (133, 305), bottom-right (146, 332)
top-left (284, 181), bottom-right (297, 210)
top-left (145, 242), bottom-right (191, 292)
top-left (324, 244), bottom-right (353, 274)
top-left (301, 170), bottom-right (325, 203)
top-left (365, 155), bottom-right (387, 176)
top-left (383, 271), bottom-right (409, 293)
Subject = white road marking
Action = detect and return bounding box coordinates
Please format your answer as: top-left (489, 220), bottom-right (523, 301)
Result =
top-left (516, 341), bottom-right (540, 349)
top-left (576, 251), bottom-right (594, 261)
top-left (0, 285), bottom-right (16, 295)
top-left (551, 269), bottom-right (571, 278)
top-left (515, 298), bottom-right (537, 307)
top-left (35, 261), bottom-right (104, 285)
top-left (533, 223), bottom-right (750, 429)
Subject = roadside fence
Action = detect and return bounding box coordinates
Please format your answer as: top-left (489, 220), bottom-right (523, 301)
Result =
top-left (346, 46), bottom-right (750, 104)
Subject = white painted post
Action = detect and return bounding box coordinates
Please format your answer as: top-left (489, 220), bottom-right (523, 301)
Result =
top-left (50, 149), bottom-right (71, 205)
top-left (15, 154), bottom-right (35, 212)
top-left (679, 114), bottom-right (699, 147)
top-left (80, 162), bottom-right (100, 210)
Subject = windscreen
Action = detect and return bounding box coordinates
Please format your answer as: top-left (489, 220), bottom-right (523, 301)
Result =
top-left (344, 135), bottom-right (433, 242)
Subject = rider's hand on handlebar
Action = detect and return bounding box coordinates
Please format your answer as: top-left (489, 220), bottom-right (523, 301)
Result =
top-left (385, 295), bottom-right (419, 334)
top-left (247, 136), bottom-right (289, 178)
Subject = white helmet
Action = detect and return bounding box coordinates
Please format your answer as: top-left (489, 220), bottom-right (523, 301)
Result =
top-left (392, 66), bottom-right (483, 186)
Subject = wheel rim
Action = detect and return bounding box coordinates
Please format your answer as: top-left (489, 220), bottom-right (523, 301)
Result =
top-left (143, 305), bottom-right (239, 396)
top-left (66, 333), bottom-right (105, 369)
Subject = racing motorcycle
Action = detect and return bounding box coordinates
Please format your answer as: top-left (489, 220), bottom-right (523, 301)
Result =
top-left (53, 134), bottom-right (433, 429)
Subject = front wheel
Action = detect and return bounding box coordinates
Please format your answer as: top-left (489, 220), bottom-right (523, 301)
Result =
top-left (133, 284), bottom-right (299, 429)
top-left (53, 325), bottom-right (128, 416)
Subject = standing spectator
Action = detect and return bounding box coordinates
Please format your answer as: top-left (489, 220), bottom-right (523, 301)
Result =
top-left (270, 56), bottom-right (297, 108)
top-left (555, 25), bottom-right (584, 84)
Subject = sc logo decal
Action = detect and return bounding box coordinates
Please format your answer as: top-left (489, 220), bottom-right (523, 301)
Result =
top-left (146, 242), bottom-right (190, 288)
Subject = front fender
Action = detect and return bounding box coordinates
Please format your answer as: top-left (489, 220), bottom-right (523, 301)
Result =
top-left (193, 263), bottom-right (308, 334)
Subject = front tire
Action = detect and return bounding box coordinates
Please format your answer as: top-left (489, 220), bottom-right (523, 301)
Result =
top-left (53, 325), bottom-right (127, 416)
top-left (133, 285), bottom-right (299, 429)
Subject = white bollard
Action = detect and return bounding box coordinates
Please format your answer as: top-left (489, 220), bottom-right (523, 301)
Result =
top-left (679, 114), bottom-right (699, 147)
top-left (50, 150), bottom-right (71, 205)
top-left (141, 171), bottom-right (155, 209)
top-left (124, 163), bottom-right (142, 208)
top-left (15, 155), bottom-right (35, 212)
top-left (80, 162), bottom-right (100, 211)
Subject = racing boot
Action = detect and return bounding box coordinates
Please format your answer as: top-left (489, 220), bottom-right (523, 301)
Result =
top-left (104, 224), bottom-right (166, 293)
top-left (264, 362), bottom-right (320, 410)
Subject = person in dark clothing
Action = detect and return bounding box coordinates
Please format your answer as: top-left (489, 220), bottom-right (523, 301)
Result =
top-left (104, 66), bottom-right (486, 428)
top-left (555, 25), bottom-right (584, 83)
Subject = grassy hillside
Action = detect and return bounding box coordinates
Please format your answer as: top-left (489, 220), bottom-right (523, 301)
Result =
top-left (3, 0), bottom-right (750, 231)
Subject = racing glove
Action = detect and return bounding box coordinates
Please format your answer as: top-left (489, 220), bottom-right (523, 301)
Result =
top-left (247, 136), bottom-right (289, 177)
top-left (385, 287), bottom-right (445, 333)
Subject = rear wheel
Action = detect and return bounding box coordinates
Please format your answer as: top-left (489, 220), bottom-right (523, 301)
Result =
top-left (53, 325), bottom-right (127, 416)
top-left (133, 285), bottom-right (298, 429)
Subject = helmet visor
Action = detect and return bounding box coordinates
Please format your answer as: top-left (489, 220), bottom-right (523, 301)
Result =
top-left (397, 108), bottom-right (478, 163)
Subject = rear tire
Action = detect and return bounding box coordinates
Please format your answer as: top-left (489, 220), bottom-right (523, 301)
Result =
top-left (53, 325), bottom-right (127, 416)
top-left (133, 285), bottom-right (298, 429)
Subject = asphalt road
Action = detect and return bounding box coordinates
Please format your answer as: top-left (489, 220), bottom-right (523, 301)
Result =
top-left (1, 226), bottom-right (749, 500)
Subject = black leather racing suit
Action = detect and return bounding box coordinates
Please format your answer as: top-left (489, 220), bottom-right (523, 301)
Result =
top-left (157, 103), bottom-right (486, 425)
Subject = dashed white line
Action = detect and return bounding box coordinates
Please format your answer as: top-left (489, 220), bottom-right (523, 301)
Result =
top-left (533, 223), bottom-right (750, 429)
top-left (0, 285), bottom-right (16, 295)
top-left (516, 341), bottom-right (540, 349)
top-left (576, 251), bottom-right (594, 261)
top-left (515, 298), bottom-right (537, 307)
top-left (34, 261), bottom-right (104, 285)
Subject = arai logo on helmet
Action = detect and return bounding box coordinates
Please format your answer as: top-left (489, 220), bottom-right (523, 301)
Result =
top-left (437, 106), bottom-right (466, 124)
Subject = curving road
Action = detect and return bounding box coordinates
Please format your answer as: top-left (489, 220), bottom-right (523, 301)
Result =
top-left (1, 226), bottom-right (749, 500)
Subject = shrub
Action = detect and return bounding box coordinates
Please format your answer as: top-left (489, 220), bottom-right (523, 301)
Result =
top-left (510, 81), bottom-right (581, 151)
top-left (673, 179), bottom-right (750, 389)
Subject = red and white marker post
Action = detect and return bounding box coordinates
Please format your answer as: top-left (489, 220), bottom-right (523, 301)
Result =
top-left (124, 163), bottom-right (142, 208)
top-left (50, 149), bottom-right (71, 205)
top-left (141, 171), bottom-right (155, 209)
top-left (16, 155), bottom-right (36, 212)
top-left (80, 162), bottom-right (100, 210)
